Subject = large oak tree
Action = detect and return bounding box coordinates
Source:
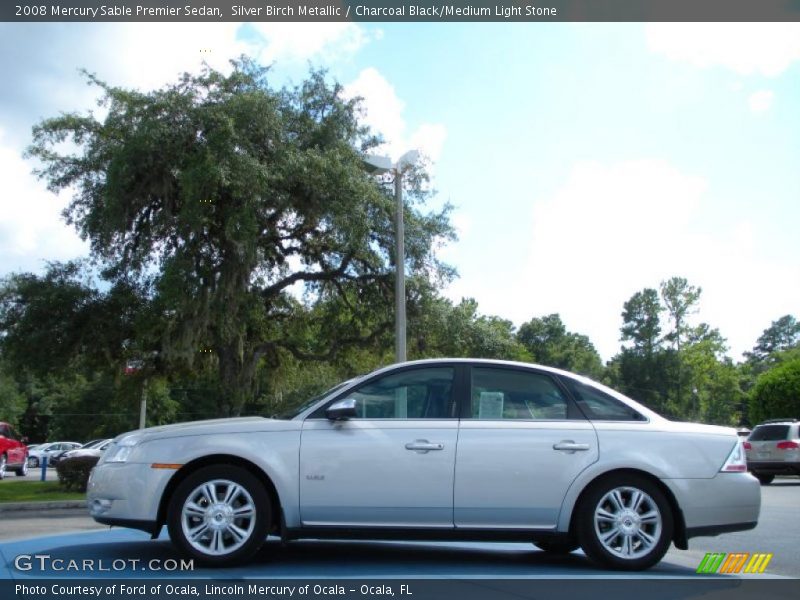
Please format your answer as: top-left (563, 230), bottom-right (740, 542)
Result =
top-left (25, 59), bottom-right (453, 415)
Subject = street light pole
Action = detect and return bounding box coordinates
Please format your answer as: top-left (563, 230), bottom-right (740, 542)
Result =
top-left (394, 170), bottom-right (406, 363)
top-left (363, 150), bottom-right (418, 364)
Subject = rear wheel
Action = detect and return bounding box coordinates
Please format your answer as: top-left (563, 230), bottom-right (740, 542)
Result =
top-left (754, 473), bottom-right (774, 485)
top-left (0, 454), bottom-right (6, 480)
top-left (576, 474), bottom-right (674, 570)
top-left (167, 465), bottom-right (270, 566)
top-left (28, 457), bottom-right (39, 468)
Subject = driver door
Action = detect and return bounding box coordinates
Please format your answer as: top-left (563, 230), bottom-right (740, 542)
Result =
top-left (300, 366), bottom-right (460, 528)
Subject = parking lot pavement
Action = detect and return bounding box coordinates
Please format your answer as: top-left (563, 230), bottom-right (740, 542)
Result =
top-left (0, 508), bottom-right (105, 540)
top-left (0, 479), bottom-right (796, 579)
top-left (0, 528), bottom-right (708, 579)
top-left (1, 466), bottom-right (59, 481)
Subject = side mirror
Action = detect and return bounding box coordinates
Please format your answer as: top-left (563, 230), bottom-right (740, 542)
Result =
top-left (326, 398), bottom-right (358, 421)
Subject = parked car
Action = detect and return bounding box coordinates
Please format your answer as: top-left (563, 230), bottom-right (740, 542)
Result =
top-left (27, 442), bottom-right (81, 468)
top-left (61, 439), bottom-right (113, 460)
top-left (744, 419), bottom-right (800, 484)
top-left (88, 359), bottom-right (760, 570)
top-left (0, 422), bottom-right (29, 479)
top-left (51, 439), bottom-right (110, 464)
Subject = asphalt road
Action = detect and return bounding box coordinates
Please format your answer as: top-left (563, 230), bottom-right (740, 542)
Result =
top-left (0, 479), bottom-right (797, 578)
top-left (1, 464), bottom-right (60, 481)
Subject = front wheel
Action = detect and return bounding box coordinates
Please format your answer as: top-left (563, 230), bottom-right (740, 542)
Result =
top-left (28, 457), bottom-right (39, 468)
top-left (167, 465), bottom-right (270, 566)
top-left (0, 454), bottom-right (6, 480)
top-left (576, 475), bottom-right (674, 570)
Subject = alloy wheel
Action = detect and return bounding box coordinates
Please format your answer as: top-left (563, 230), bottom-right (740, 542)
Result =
top-left (180, 479), bottom-right (257, 557)
top-left (593, 486), bottom-right (662, 560)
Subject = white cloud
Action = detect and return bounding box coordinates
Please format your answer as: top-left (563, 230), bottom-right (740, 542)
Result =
top-left (343, 67), bottom-right (447, 164)
top-left (748, 90), bottom-right (774, 113)
top-left (250, 23), bottom-right (371, 65)
top-left (0, 129), bottom-right (88, 272)
top-left (646, 23), bottom-right (800, 77)
top-left (452, 159), bottom-right (800, 361)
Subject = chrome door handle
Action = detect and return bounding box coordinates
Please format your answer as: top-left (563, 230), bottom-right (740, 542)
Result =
top-left (405, 439), bottom-right (444, 453)
top-left (553, 441), bottom-right (590, 453)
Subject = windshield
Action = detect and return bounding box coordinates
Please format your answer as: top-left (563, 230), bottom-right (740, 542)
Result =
top-left (273, 379), bottom-right (356, 420)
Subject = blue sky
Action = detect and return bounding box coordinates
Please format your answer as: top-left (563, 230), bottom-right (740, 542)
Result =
top-left (0, 22), bottom-right (798, 361)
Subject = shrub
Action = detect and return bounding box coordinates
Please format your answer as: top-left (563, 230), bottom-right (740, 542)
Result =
top-left (55, 455), bottom-right (99, 492)
top-left (749, 358), bottom-right (800, 424)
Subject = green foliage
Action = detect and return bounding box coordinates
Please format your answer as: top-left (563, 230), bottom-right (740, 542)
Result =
top-left (612, 279), bottom-right (744, 424)
top-left (749, 359), bottom-right (800, 424)
top-left (517, 314), bottom-right (603, 378)
top-left (620, 288), bottom-right (662, 356)
top-left (0, 361), bottom-right (25, 426)
top-left (55, 455), bottom-right (100, 492)
top-left (660, 277), bottom-right (701, 351)
top-left (744, 315), bottom-right (800, 375)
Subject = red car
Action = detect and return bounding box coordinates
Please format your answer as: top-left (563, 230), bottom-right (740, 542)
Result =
top-left (0, 422), bottom-right (29, 479)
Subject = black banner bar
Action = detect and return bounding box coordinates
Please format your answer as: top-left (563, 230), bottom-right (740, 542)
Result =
top-left (4, 0), bottom-right (800, 23)
top-left (4, 578), bottom-right (800, 600)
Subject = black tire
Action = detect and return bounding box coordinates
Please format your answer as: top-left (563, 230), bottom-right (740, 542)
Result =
top-left (15, 458), bottom-right (29, 477)
top-left (533, 538), bottom-right (580, 555)
top-left (28, 457), bottom-right (39, 468)
top-left (754, 473), bottom-right (774, 485)
top-left (167, 465), bottom-right (270, 566)
top-left (576, 474), bottom-right (674, 571)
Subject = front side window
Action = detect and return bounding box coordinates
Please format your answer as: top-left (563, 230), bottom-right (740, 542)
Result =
top-left (470, 368), bottom-right (569, 420)
top-left (344, 367), bottom-right (456, 419)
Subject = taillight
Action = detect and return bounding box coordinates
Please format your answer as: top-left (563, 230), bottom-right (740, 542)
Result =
top-left (743, 441), bottom-right (752, 450)
top-left (777, 441), bottom-right (800, 450)
top-left (720, 439), bottom-right (748, 472)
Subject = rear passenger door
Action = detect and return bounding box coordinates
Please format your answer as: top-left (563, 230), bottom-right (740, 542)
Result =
top-left (453, 366), bottom-right (598, 529)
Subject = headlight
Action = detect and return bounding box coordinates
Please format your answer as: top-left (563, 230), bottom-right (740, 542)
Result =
top-left (103, 435), bottom-right (142, 463)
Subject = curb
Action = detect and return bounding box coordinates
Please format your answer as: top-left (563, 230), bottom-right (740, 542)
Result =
top-left (0, 500), bottom-right (87, 513)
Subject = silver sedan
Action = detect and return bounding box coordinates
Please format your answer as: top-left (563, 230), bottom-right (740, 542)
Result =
top-left (87, 359), bottom-right (760, 570)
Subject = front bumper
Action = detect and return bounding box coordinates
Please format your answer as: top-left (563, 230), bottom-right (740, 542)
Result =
top-left (87, 462), bottom-right (174, 527)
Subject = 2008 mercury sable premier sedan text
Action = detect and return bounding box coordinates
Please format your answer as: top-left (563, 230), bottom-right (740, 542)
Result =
top-left (87, 359), bottom-right (760, 570)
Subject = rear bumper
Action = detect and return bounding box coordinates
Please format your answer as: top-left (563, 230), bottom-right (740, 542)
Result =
top-left (747, 462), bottom-right (800, 475)
top-left (686, 521), bottom-right (758, 539)
top-left (662, 472), bottom-right (761, 534)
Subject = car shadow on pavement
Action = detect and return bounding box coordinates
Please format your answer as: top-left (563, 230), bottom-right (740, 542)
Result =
top-left (3, 532), bottom-right (701, 579)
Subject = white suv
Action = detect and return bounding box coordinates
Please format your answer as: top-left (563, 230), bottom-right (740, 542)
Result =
top-left (745, 419), bottom-right (800, 484)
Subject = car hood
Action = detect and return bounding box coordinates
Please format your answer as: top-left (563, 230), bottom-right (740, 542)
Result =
top-left (114, 416), bottom-right (300, 444)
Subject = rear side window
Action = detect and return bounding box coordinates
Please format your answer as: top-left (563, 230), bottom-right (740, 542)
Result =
top-left (750, 425), bottom-right (790, 441)
top-left (469, 367), bottom-right (570, 420)
top-left (564, 379), bottom-right (646, 422)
